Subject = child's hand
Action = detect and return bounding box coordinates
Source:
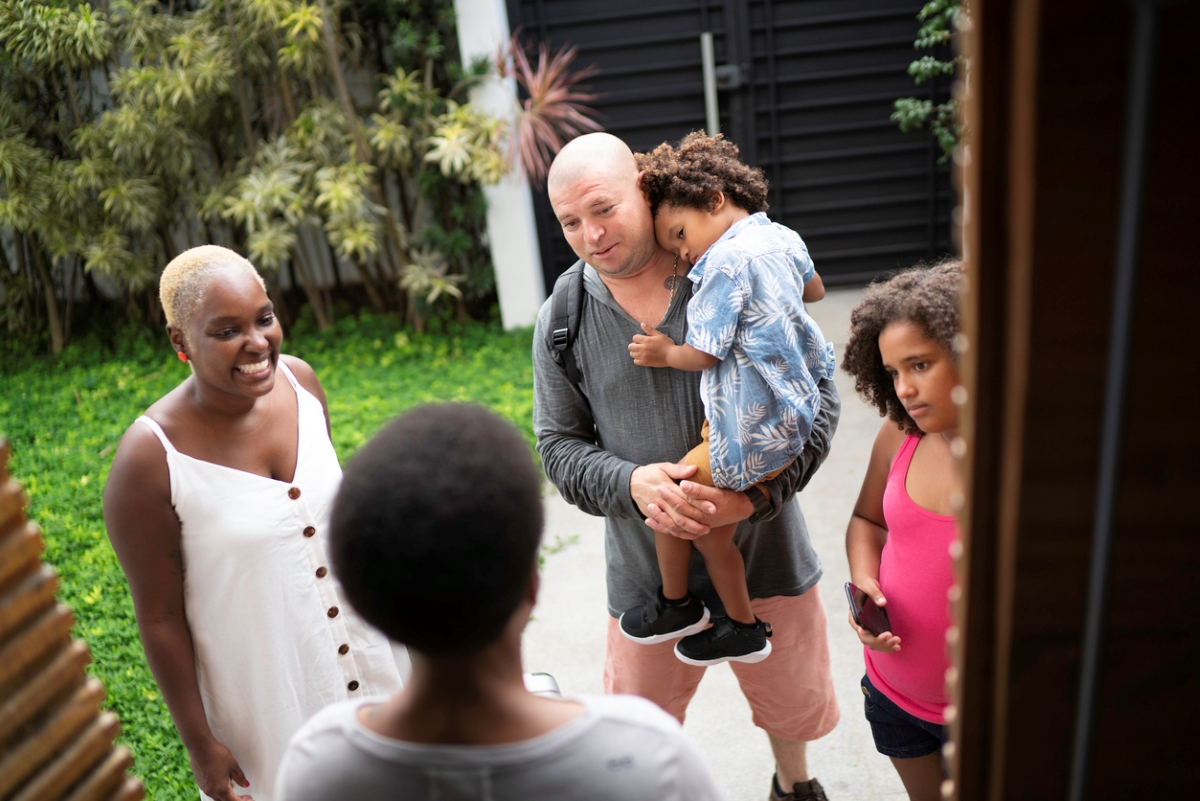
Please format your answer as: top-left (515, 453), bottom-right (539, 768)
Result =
top-left (855, 576), bottom-right (887, 607)
top-left (629, 322), bottom-right (674, 368)
top-left (848, 611), bottom-right (902, 653)
top-left (846, 576), bottom-right (900, 652)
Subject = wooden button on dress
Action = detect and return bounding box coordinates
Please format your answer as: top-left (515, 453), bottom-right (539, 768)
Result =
top-left (347, 681), bottom-right (359, 691)
top-left (288, 487), bottom-right (301, 499)
top-left (303, 526), bottom-right (316, 537)
top-left (327, 606), bottom-right (338, 618)
top-left (315, 567), bottom-right (327, 578)
top-left (338, 644), bottom-right (349, 655)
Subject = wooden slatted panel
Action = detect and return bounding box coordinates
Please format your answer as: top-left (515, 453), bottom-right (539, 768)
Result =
top-left (0, 439), bottom-right (144, 801)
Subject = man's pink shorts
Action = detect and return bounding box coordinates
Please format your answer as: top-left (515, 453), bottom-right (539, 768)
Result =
top-left (604, 586), bottom-right (840, 742)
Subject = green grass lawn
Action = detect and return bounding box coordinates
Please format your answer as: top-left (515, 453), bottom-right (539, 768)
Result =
top-left (0, 313), bottom-right (535, 799)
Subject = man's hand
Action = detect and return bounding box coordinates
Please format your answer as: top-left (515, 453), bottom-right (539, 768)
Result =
top-left (631, 462), bottom-right (698, 523)
top-left (629, 323), bottom-right (675, 367)
top-left (644, 479), bottom-right (755, 540)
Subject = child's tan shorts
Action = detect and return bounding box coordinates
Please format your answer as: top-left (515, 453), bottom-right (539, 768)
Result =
top-left (679, 420), bottom-right (791, 489)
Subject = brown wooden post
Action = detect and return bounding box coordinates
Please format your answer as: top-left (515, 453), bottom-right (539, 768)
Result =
top-left (948, 1), bottom-right (1200, 798)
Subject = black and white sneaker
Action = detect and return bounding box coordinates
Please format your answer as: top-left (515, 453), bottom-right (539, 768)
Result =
top-left (619, 588), bottom-right (711, 644)
top-left (674, 615), bottom-right (772, 665)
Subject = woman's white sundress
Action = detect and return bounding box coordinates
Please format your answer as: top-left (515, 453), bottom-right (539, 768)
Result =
top-left (137, 361), bottom-right (404, 801)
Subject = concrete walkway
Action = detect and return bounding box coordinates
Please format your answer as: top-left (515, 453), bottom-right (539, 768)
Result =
top-left (522, 287), bottom-right (908, 801)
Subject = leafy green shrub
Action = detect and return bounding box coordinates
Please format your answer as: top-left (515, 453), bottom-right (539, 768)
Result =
top-left (0, 316), bottom-right (534, 799)
top-left (892, 0), bottom-right (965, 162)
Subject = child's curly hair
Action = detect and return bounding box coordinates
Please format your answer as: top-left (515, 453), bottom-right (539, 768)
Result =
top-left (842, 260), bottom-right (963, 435)
top-left (636, 131), bottom-right (769, 215)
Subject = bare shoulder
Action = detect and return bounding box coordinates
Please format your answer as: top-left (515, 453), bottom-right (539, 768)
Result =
top-left (106, 418), bottom-right (171, 505)
top-left (140, 377), bottom-right (194, 428)
top-left (870, 420), bottom-right (908, 468)
top-left (104, 417), bottom-right (183, 578)
top-left (851, 420), bottom-right (909, 521)
top-left (280, 354), bottom-right (324, 397)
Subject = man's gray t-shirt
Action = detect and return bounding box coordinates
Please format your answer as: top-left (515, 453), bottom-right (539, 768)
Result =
top-left (533, 263), bottom-right (840, 616)
top-left (275, 695), bottom-right (724, 801)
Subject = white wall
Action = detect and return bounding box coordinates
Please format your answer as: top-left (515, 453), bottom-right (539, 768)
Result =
top-left (453, 0), bottom-right (546, 330)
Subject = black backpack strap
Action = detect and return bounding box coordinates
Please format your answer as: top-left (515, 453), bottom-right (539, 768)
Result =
top-left (548, 261), bottom-right (587, 389)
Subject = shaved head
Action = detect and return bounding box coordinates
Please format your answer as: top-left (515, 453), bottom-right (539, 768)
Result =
top-left (548, 133), bottom-right (639, 197)
top-left (546, 134), bottom-right (663, 280)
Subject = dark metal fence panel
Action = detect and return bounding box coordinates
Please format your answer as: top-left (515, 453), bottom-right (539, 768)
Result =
top-left (507, 0), bottom-right (954, 291)
top-left (506, 0), bottom-right (724, 292)
top-left (745, 1), bottom-right (955, 284)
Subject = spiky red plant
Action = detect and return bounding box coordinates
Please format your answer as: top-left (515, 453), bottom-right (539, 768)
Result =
top-left (499, 34), bottom-right (602, 186)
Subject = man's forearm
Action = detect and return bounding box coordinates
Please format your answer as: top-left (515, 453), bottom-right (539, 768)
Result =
top-left (533, 321), bottom-right (644, 520)
top-left (755, 376), bottom-right (842, 519)
top-left (538, 432), bottom-right (641, 519)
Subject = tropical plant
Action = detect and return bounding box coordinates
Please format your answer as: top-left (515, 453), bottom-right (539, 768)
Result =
top-left (0, 0), bottom-right (454, 346)
top-left (0, 0), bottom-right (601, 350)
top-left (0, 0), bottom-right (114, 351)
top-left (497, 33), bottom-right (601, 186)
top-left (892, 0), bottom-right (965, 162)
top-left (399, 246), bottom-right (464, 332)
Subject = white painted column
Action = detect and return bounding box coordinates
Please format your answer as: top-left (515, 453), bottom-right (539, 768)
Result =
top-left (453, 0), bottom-right (546, 329)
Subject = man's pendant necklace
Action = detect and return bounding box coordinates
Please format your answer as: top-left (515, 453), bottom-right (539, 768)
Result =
top-left (659, 255), bottom-right (679, 327)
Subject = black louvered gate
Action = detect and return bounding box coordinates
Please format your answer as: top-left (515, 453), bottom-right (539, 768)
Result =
top-left (506, 0), bottom-right (955, 291)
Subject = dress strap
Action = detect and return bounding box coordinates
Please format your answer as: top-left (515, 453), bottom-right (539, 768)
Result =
top-left (136, 416), bottom-right (179, 454)
top-left (887, 433), bottom-right (921, 482)
top-left (277, 358), bottom-right (301, 392)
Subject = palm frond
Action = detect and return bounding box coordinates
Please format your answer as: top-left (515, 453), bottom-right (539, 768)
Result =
top-left (505, 34), bottom-right (602, 186)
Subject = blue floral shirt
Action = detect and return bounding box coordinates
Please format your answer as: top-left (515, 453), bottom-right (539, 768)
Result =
top-left (684, 213), bottom-right (835, 490)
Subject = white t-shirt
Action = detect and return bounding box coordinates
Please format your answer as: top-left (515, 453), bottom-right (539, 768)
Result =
top-left (275, 694), bottom-right (724, 801)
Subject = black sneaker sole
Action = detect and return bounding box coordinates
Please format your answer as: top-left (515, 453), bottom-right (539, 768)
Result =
top-left (673, 637), bottom-right (772, 666)
top-left (618, 606), bottom-right (711, 644)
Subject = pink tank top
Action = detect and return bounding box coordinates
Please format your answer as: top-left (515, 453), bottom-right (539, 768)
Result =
top-left (864, 433), bottom-right (958, 724)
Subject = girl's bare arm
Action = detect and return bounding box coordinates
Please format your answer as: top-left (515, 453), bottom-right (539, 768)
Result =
top-left (846, 422), bottom-right (906, 651)
top-left (104, 424), bottom-right (251, 800)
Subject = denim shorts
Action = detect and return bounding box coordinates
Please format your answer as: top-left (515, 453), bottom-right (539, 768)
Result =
top-left (861, 674), bottom-right (948, 759)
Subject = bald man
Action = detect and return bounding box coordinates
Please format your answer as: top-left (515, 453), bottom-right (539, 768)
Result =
top-left (532, 133), bottom-right (841, 801)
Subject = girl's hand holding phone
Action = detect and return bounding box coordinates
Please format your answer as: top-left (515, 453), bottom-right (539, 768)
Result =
top-left (847, 576), bottom-right (901, 652)
top-left (848, 611), bottom-right (902, 652)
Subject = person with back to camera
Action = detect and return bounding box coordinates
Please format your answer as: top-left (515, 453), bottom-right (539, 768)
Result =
top-left (535, 132), bottom-right (840, 801)
top-left (841, 262), bottom-right (964, 801)
top-left (619, 131), bottom-right (836, 667)
top-left (103, 246), bottom-right (404, 801)
top-left (273, 403), bottom-right (724, 801)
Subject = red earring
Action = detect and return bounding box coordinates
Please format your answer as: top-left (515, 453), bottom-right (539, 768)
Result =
top-left (178, 352), bottom-right (188, 363)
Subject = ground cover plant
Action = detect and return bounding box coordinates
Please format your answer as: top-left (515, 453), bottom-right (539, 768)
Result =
top-left (0, 313), bottom-right (534, 798)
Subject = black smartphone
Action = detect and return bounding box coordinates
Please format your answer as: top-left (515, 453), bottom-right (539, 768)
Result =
top-left (845, 581), bottom-right (892, 637)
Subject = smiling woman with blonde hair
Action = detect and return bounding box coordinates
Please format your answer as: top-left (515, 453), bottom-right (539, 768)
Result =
top-left (104, 246), bottom-right (404, 801)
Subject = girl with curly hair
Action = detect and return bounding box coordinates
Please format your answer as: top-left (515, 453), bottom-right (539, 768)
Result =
top-left (617, 131), bottom-right (833, 669)
top-left (841, 260), bottom-right (963, 801)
